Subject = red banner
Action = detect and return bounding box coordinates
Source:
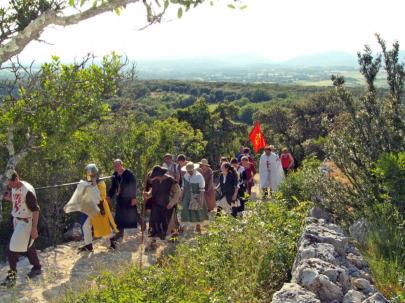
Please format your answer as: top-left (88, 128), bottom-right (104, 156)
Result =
top-left (249, 122), bottom-right (266, 153)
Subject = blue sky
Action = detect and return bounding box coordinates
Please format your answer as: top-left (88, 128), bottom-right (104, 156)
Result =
top-left (15, 0), bottom-right (405, 62)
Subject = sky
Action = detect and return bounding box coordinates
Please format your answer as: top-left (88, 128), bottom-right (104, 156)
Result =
top-left (14, 0), bottom-right (405, 63)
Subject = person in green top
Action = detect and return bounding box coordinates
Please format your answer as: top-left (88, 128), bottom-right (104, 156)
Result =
top-left (180, 162), bottom-right (208, 233)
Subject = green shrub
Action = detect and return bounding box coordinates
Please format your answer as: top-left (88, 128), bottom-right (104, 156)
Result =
top-left (62, 201), bottom-right (310, 303)
top-left (365, 202), bottom-right (405, 300)
top-left (372, 152), bottom-right (405, 214)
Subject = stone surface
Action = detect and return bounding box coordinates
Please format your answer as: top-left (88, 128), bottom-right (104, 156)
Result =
top-left (317, 274), bottom-right (344, 302)
top-left (300, 241), bottom-right (338, 264)
top-left (294, 258), bottom-right (350, 292)
top-left (347, 253), bottom-right (368, 270)
top-left (271, 283), bottom-right (320, 303)
top-left (352, 278), bottom-right (373, 294)
top-left (343, 289), bottom-right (366, 303)
top-left (349, 219), bottom-right (368, 247)
top-left (362, 292), bottom-right (390, 303)
top-left (309, 207), bottom-right (331, 221)
top-left (305, 223), bottom-right (348, 255)
top-left (271, 214), bottom-right (389, 303)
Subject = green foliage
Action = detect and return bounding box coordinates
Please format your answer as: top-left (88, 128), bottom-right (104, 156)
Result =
top-left (325, 38), bottom-right (405, 209)
top-left (372, 152), bottom-right (405, 213)
top-left (92, 117), bottom-right (206, 186)
top-left (277, 158), bottom-right (319, 207)
top-left (365, 202), bottom-right (405, 300)
top-left (0, 54), bottom-right (122, 155)
top-left (254, 91), bottom-right (342, 164)
top-left (367, 257), bottom-right (405, 303)
top-left (62, 201), bottom-right (310, 303)
top-left (175, 99), bottom-right (246, 166)
top-left (238, 104), bottom-right (257, 124)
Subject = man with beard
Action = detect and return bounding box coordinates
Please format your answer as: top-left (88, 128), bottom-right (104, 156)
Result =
top-left (107, 159), bottom-right (138, 241)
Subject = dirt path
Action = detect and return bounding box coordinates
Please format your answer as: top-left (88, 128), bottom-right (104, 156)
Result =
top-left (0, 229), bottom-right (172, 303)
top-left (0, 178), bottom-right (263, 303)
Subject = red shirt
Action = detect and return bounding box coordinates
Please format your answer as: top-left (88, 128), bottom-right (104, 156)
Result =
top-left (281, 153), bottom-right (292, 169)
top-left (243, 164), bottom-right (256, 179)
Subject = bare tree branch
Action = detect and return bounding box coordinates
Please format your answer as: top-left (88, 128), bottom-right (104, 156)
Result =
top-left (6, 125), bottom-right (15, 157)
top-left (0, 0), bottom-right (140, 64)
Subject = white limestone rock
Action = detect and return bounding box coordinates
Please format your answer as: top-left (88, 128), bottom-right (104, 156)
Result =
top-left (271, 283), bottom-right (320, 303)
top-left (343, 289), bottom-right (366, 303)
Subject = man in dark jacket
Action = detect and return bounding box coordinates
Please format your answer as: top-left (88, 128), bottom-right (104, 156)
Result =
top-left (107, 159), bottom-right (138, 241)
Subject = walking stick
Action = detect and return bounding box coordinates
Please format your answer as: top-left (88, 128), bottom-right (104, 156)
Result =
top-left (138, 198), bottom-right (145, 270)
top-left (138, 171), bottom-right (149, 269)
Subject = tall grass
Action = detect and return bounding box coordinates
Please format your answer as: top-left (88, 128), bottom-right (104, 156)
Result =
top-left (365, 203), bottom-right (405, 302)
top-left (61, 201), bottom-right (310, 303)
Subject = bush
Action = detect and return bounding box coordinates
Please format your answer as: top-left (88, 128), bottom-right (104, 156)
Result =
top-left (365, 202), bottom-right (405, 300)
top-left (277, 157), bottom-right (322, 208)
top-left (238, 105), bottom-right (257, 124)
top-left (277, 157), bottom-right (361, 225)
top-left (62, 201), bottom-right (310, 303)
top-left (372, 152), bottom-right (405, 214)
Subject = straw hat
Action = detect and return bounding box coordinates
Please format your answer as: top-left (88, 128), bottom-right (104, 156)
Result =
top-left (181, 162), bottom-right (200, 172)
top-left (198, 159), bottom-right (211, 167)
top-left (163, 153), bottom-right (173, 159)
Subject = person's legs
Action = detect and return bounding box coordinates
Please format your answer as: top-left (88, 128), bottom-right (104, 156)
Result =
top-left (7, 249), bottom-right (19, 273)
top-left (195, 222), bottom-right (202, 233)
top-left (247, 181), bottom-right (253, 195)
top-left (82, 217), bottom-right (92, 245)
top-left (261, 188), bottom-right (268, 199)
top-left (26, 244), bottom-right (41, 270)
top-left (109, 232), bottom-right (117, 249)
top-left (78, 217), bottom-right (93, 252)
top-left (26, 244), bottom-right (42, 278)
top-left (115, 229), bottom-right (124, 241)
top-left (231, 207), bottom-right (238, 218)
top-left (1, 249), bottom-right (19, 287)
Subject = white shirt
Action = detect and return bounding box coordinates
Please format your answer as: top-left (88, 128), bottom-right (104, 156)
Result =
top-left (11, 181), bottom-right (36, 219)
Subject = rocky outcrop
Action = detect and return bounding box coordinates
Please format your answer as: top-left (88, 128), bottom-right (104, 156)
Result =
top-left (271, 207), bottom-right (389, 303)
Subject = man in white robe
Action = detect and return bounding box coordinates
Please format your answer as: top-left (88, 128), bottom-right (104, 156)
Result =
top-left (259, 146), bottom-right (285, 198)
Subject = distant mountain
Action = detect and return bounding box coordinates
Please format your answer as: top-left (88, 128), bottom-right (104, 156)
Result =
top-left (135, 51), bottom-right (364, 74)
top-left (281, 51), bottom-right (358, 68)
top-left (136, 53), bottom-right (273, 73)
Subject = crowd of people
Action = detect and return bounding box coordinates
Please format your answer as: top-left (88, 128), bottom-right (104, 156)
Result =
top-left (0, 146), bottom-right (295, 287)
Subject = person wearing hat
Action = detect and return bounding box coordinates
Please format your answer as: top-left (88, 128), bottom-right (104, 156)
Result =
top-left (180, 162), bottom-right (208, 233)
top-left (162, 153), bottom-right (180, 182)
top-left (259, 146), bottom-right (285, 199)
top-left (142, 165), bottom-right (181, 250)
top-left (198, 159), bottom-right (216, 212)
